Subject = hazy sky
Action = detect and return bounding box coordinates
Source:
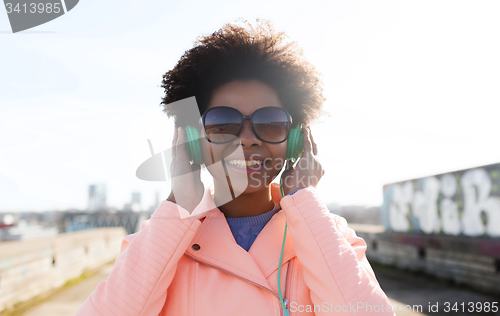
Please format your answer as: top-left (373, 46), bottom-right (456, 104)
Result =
top-left (1, 0), bottom-right (499, 212)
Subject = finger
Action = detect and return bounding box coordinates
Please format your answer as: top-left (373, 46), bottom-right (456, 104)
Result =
top-left (172, 126), bottom-right (178, 157)
top-left (192, 164), bottom-right (202, 181)
top-left (176, 127), bottom-right (189, 161)
top-left (302, 128), bottom-right (313, 154)
top-left (308, 127), bottom-right (318, 156)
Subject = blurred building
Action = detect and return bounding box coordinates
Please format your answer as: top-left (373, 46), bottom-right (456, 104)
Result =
top-left (0, 213), bottom-right (58, 242)
top-left (88, 184), bottom-right (107, 212)
top-left (327, 205), bottom-right (382, 225)
top-left (123, 191), bottom-right (142, 212)
top-left (131, 191), bottom-right (141, 212)
top-left (147, 191), bottom-right (161, 212)
top-left (64, 211), bottom-right (151, 235)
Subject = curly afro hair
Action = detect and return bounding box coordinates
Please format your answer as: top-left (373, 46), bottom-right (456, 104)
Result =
top-left (160, 20), bottom-right (325, 127)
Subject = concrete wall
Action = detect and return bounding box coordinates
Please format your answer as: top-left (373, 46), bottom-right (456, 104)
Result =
top-left (0, 227), bottom-right (127, 312)
top-left (382, 162), bottom-right (500, 237)
top-left (352, 225), bottom-right (500, 296)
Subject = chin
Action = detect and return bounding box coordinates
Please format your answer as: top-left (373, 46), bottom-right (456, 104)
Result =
top-left (234, 174), bottom-right (277, 195)
top-left (207, 162), bottom-right (279, 196)
top-left (226, 177), bottom-right (259, 195)
top-left (237, 183), bottom-right (269, 196)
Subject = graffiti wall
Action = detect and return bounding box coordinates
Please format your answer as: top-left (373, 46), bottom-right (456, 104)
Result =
top-left (382, 163), bottom-right (500, 237)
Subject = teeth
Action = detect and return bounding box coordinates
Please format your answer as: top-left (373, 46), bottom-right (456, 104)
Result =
top-left (227, 160), bottom-right (263, 168)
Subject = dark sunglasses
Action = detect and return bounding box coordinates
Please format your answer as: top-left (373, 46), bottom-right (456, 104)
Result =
top-left (201, 106), bottom-right (293, 144)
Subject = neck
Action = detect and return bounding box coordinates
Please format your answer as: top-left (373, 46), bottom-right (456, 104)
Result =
top-left (214, 181), bottom-right (275, 218)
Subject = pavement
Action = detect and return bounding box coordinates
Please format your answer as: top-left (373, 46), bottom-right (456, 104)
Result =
top-left (19, 261), bottom-right (500, 316)
top-left (22, 263), bottom-right (114, 316)
top-left (374, 263), bottom-right (500, 316)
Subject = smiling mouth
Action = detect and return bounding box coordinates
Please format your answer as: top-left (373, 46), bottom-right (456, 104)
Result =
top-left (227, 160), bottom-right (264, 168)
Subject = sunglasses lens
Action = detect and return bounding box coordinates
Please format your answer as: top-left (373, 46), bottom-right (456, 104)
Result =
top-left (253, 108), bottom-right (289, 143)
top-left (204, 108), bottom-right (241, 143)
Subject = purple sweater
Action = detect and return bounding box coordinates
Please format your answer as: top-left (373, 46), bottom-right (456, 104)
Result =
top-left (225, 189), bottom-right (300, 251)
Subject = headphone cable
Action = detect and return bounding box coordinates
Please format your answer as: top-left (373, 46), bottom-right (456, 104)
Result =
top-left (278, 158), bottom-right (298, 316)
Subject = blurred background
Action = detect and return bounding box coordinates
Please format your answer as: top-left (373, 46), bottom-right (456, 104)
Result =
top-left (1, 0), bottom-right (499, 315)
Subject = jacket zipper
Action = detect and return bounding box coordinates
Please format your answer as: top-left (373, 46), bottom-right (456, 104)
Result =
top-left (184, 253), bottom-right (286, 316)
top-left (284, 259), bottom-right (294, 315)
top-left (283, 261), bottom-right (290, 311)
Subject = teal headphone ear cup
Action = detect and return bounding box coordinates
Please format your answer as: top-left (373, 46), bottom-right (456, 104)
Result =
top-left (286, 126), bottom-right (303, 161)
top-left (184, 126), bottom-right (204, 165)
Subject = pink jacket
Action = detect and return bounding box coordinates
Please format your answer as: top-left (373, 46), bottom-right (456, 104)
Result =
top-left (76, 185), bottom-right (394, 315)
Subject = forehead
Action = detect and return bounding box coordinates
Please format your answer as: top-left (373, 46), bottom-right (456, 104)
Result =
top-left (208, 80), bottom-right (283, 115)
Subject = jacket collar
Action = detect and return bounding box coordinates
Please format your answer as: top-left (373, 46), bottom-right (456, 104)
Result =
top-left (185, 183), bottom-right (296, 287)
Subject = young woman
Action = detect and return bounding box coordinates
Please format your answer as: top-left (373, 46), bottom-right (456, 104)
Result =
top-left (77, 21), bottom-right (394, 316)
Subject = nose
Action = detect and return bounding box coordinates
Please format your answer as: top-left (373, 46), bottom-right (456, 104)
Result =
top-left (232, 120), bottom-right (262, 147)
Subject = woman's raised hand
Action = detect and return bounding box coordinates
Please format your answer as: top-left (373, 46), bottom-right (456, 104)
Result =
top-left (167, 127), bottom-right (205, 213)
top-left (281, 127), bottom-right (325, 196)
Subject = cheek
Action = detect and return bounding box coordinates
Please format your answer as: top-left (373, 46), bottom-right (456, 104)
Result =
top-left (199, 140), bottom-right (236, 181)
top-left (200, 139), bottom-right (214, 165)
top-left (270, 142), bottom-right (288, 170)
top-left (199, 140), bottom-right (223, 178)
top-left (199, 140), bottom-right (229, 166)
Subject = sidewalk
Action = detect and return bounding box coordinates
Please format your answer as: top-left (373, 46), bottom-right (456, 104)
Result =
top-left (21, 263), bottom-right (114, 316)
